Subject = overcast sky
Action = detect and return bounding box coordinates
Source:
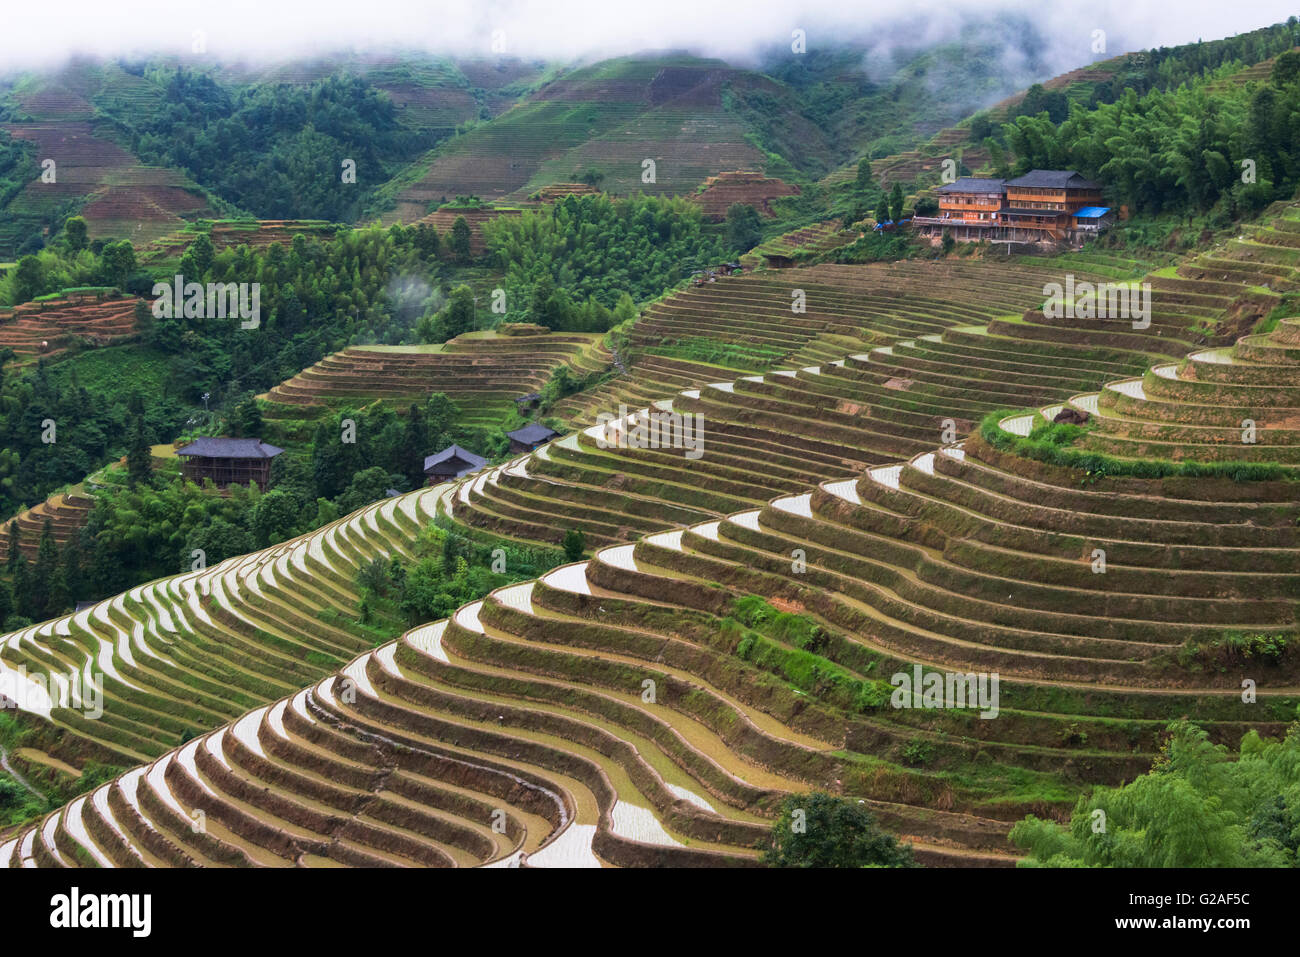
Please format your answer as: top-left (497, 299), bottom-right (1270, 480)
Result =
top-left (1, 0), bottom-right (1296, 71)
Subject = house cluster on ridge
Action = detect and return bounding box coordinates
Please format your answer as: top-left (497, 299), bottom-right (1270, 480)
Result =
top-left (912, 170), bottom-right (1114, 246)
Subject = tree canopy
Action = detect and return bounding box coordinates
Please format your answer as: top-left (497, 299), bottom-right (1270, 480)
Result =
top-left (764, 792), bottom-right (915, 868)
top-left (1012, 720), bottom-right (1300, 868)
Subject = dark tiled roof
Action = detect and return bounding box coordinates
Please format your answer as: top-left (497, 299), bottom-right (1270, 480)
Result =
top-left (506, 423), bottom-right (559, 445)
top-left (423, 444), bottom-right (488, 473)
top-left (176, 437), bottom-right (284, 459)
top-left (1005, 170), bottom-right (1101, 190)
top-left (936, 177), bottom-right (1005, 194)
top-left (513, 392), bottom-right (541, 403)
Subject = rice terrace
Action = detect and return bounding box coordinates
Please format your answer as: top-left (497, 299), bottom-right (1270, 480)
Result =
top-left (0, 0), bottom-right (1298, 942)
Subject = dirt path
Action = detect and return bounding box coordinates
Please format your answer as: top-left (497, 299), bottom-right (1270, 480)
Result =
top-left (0, 745), bottom-right (47, 803)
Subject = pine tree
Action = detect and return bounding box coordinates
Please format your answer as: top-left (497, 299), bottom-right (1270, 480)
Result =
top-left (855, 158), bottom-right (874, 191)
top-left (889, 183), bottom-right (905, 222)
top-left (126, 414), bottom-right (153, 489)
top-left (441, 285), bottom-right (477, 339)
top-left (0, 577), bottom-right (14, 626)
top-left (186, 232), bottom-right (215, 279)
top-left (30, 518), bottom-right (58, 619)
top-left (61, 533), bottom-right (85, 604)
top-left (562, 528), bottom-right (586, 561)
top-left (6, 524), bottom-right (21, 572)
top-left (725, 203), bottom-right (762, 252)
top-left (47, 565), bottom-right (69, 618)
top-left (230, 396), bottom-right (264, 438)
top-left (11, 556), bottom-right (32, 621)
top-left (64, 216), bottom-right (89, 252)
top-left (450, 216), bottom-right (472, 262)
top-left (402, 405), bottom-right (430, 488)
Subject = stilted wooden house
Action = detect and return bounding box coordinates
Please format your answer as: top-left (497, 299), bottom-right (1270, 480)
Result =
top-left (177, 437), bottom-right (284, 490)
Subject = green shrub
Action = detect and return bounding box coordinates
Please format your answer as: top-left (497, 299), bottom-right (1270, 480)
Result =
top-left (764, 792), bottom-right (916, 868)
top-left (1179, 632), bottom-right (1291, 670)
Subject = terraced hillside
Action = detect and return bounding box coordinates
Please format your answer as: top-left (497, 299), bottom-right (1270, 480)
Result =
top-left (522, 183), bottom-right (602, 205)
top-left (0, 64), bottom-right (218, 255)
top-left (380, 57), bottom-right (782, 218)
top-left (1180, 201), bottom-right (1300, 299)
top-left (0, 490), bottom-right (95, 560)
top-left (0, 486), bottom-right (446, 769)
top-left (218, 54), bottom-right (547, 131)
top-left (451, 262), bottom-right (1166, 552)
top-left (261, 330), bottom-right (611, 429)
top-left (0, 119), bottom-right (214, 255)
top-left (7, 321), bottom-right (1296, 867)
top-left (1069, 316), bottom-right (1300, 464)
top-left (820, 55), bottom-right (1130, 189)
top-left (3, 221), bottom-right (1297, 868)
top-left (142, 220), bottom-right (341, 264)
top-left (0, 290), bottom-right (140, 361)
top-left (690, 171), bottom-right (799, 221)
top-left (554, 258), bottom-right (1150, 426)
top-left (419, 205), bottom-right (524, 257)
top-left (739, 221), bottom-right (856, 269)
top-left (1204, 46), bottom-right (1300, 92)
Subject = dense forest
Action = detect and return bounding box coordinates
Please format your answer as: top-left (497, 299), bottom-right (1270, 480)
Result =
top-left (966, 20), bottom-right (1300, 223)
top-left (481, 194), bottom-right (725, 332)
top-left (995, 53), bottom-right (1300, 218)
top-left (0, 130), bottom-right (35, 215)
top-left (0, 222), bottom-right (449, 519)
top-left (1013, 720), bottom-right (1300, 867)
top-left (104, 71), bottom-right (439, 220)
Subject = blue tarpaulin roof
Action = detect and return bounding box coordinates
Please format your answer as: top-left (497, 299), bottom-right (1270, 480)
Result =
top-left (1074, 206), bottom-right (1111, 218)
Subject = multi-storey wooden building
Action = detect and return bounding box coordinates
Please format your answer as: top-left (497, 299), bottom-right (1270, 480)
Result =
top-left (913, 170), bottom-right (1111, 246)
top-left (919, 177), bottom-right (1007, 240)
top-left (1001, 170), bottom-right (1106, 242)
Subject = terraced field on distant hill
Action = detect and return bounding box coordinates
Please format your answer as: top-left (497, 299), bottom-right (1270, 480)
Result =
top-left (0, 290), bottom-right (140, 361)
top-left (141, 220), bottom-right (341, 265)
top-left (820, 55), bottom-right (1130, 190)
top-left (739, 220), bottom-right (856, 269)
top-left (690, 171), bottom-right (800, 221)
top-left (418, 205), bottom-right (524, 257)
top-left (0, 101), bottom-right (214, 255)
top-left (261, 330), bottom-right (611, 430)
top-left (0, 490), bottom-right (95, 561)
top-left (380, 58), bottom-right (785, 219)
top-left (3, 204), bottom-right (1298, 867)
